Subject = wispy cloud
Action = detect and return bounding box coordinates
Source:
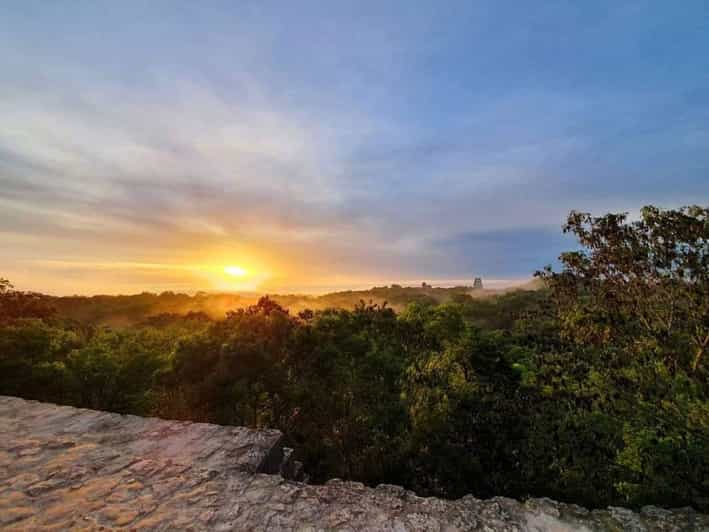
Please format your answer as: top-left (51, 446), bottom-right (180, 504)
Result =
top-left (1, 1), bottom-right (707, 294)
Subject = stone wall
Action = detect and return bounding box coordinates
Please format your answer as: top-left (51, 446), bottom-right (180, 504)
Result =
top-left (1, 395), bottom-right (707, 531)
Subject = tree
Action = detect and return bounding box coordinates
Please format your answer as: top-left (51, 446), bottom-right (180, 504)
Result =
top-left (288, 301), bottom-right (409, 484)
top-left (538, 205), bottom-right (708, 373)
top-left (535, 205), bottom-right (709, 510)
top-left (0, 278), bottom-right (55, 323)
top-left (163, 297), bottom-right (295, 426)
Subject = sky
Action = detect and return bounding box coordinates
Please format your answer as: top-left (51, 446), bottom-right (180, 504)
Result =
top-left (1, 1), bottom-right (708, 295)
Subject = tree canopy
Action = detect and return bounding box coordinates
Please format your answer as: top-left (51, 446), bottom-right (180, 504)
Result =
top-left (1, 205), bottom-right (707, 511)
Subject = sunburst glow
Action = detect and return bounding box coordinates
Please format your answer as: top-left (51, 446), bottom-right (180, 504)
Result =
top-left (224, 265), bottom-right (248, 277)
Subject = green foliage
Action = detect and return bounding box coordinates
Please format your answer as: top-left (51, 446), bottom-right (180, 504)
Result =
top-left (39, 283), bottom-right (523, 327)
top-left (288, 302), bottom-right (409, 483)
top-left (0, 278), bottom-right (55, 323)
top-left (0, 204), bottom-right (707, 511)
top-left (532, 205), bottom-right (709, 509)
top-left (539, 205), bottom-right (708, 372)
top-left (0, 319), bottom-right (80, 401)
top-left (65, 329), bottom-right (169, 413)
top-left (163, 297), bottom-right (295, 426)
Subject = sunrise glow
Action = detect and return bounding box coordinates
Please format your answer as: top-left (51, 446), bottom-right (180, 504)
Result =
top-left (1, 2), bottom-right (704, 298)
top-left (224, 265), bottom-right (248, 277)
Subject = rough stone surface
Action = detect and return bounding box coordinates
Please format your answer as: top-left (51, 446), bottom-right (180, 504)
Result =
top-left (1, 396), bottom-right (707, 531)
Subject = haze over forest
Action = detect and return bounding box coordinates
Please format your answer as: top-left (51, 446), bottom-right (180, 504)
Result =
top-left (1, 1), bottom-right (708, 522)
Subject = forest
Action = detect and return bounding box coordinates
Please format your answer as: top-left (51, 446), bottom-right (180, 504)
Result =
top-left (1, 205), bottom-right (707, 512)
top-left (37, 279), bottom-right (537, 327)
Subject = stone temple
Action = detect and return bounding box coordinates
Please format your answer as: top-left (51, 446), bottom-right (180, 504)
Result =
top-left (1, 395), bottom-right (707, 531)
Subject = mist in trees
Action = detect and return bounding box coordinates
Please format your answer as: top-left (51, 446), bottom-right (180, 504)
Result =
top-left (0, 205), bottom-right (707, 511)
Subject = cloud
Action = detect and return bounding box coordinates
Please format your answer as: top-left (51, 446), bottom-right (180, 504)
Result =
top-left (1, 1), bottom-right (707, 294)
top-left (438, 227), bottom-right (578, 278)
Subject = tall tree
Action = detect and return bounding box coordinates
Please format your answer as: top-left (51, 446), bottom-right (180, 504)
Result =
top-left (538, 205), bottom-right (708, 373)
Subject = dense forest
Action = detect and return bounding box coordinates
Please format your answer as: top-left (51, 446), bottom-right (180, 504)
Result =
top-left (1, 206), bottom-right (707, 512)
top-left (39, 280), bottom-right (538, 327)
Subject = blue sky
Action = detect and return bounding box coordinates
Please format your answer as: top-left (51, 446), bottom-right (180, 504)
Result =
top-left (1, 1), bottom-right (708, 294)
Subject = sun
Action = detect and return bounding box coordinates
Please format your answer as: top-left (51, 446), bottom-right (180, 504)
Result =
top-left (224, 265), bottom-right (248, 277)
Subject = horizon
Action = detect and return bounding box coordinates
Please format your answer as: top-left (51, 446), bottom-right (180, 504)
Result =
top-left (1, 1), bottom-right (707, 294)
top-left (17, 277), bottom-right (531, 298)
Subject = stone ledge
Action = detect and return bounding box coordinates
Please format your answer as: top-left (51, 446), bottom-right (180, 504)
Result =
top-left (0, 395), bottom-right (284, 475)
top-left (1, 395), bottom-right (707, 531)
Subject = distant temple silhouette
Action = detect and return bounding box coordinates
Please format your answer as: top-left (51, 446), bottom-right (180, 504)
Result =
top-left (472, 277), bottom-right (483, 290)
